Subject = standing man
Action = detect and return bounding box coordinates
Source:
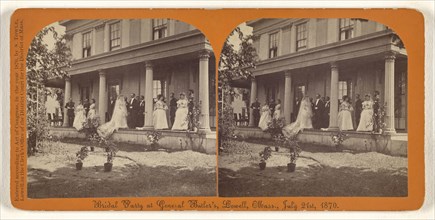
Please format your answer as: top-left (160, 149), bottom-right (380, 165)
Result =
top-left (65, 98), bottom-right (75, 127)
top-left (373, 91), bottom-right (381, 133)
top-left (354, 94), bottom-right (363, 127)
top-left (313, 94), bottom-right (324, 129)
top-left (107, 96), bottom-right (116, 121)
top-left (127, 93), bottom-right (139, 128)
top-left (293, 97), bottom-right (301, 122)
top-left (187, 89), bottom-right (195, 131)
top-left (83, 98), bottom-right (90, 117)
top-left (138, 95), bottom-right (145, 127)
top-left (268, 98), bottom-right (276, 118)
top-left (250, 98), bottom-right (261, 127)
top-left (323, 96), bottom-right (330, 128)
top-left (169, 92), bottom-right (178, 127)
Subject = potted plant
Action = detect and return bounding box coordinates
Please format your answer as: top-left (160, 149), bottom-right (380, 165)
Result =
top-left (259, 146), bottom-right (272, 170)
top-left (146, 130), bottom-right (163, 151)
top-left (75, 146), bottom-right (89, 170)
top-left (331, 131), bottom-right (347, 151)
top-left (103, 140), bottom-right (118, 172)
top-left (287, 141), bottom-right (301, 172)
top-left (267, 118), bottom-right (286, 152)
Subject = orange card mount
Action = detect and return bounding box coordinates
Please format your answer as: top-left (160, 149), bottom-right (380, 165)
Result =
top-left (10, 8), bottom-right (424, 211)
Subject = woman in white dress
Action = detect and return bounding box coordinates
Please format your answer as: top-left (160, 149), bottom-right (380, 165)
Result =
top-left (73, 101), bottom-right (87, 131)
top-left (357, 94), bottom-right (374, 131)
top-left (87, 98), bottom-right (98, 120)
top-left (258, 103), bottom-right (272, 131)
top-left (97, 95), bottom-right (128, 138)
top-left (273, 99), bottom-right (282, 120)
top-left (338, 95), bottom-right (354, 131)
top-left (171, 93), bottom-right (189, 130)
top-left (153, 94), bottom-right (169, 130)
top-left (282, 96), bottom-right (313, 138)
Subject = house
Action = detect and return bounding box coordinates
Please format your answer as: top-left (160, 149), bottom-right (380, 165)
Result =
top-left (50, 19), bottom-right (216, 153)
top-left (236, 18), bottom-right (408, 155)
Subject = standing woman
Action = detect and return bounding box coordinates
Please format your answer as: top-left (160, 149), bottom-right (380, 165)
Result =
top-left (73, 100), bottom-right (87, 131)
top-left (357, 94), bottom-right (374, 131)
top-left (258, 102), bottom-right (272, 131)
top-left (171, 93), bottom-right (189, 130)
top-left (87, 98), bottom-right (98, 121)
top-left (153, 94), bottom-right (169, 130)
top-left (337, 95), bottom-right (354, 131)
top-left (273, 99), bottom-right (282, 120)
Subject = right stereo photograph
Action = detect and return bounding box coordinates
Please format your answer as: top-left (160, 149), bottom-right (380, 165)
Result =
top-left (218, 18), bottom-right (408, 197)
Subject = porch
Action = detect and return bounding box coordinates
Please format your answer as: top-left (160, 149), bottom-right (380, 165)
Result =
top-left (234, 127), bottom-right (407, 156)
top-left (49, 127), bottom-right (216, 154)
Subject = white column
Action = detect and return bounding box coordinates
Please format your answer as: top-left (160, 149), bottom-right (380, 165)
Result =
top-left (384, 52), bottom-right (396, 134)
top-left (63, 77), bottom-right (71, 127)
top-left (103, 22), bottom-right (110, 52)
top-left (248, 77), bottom-right (257, 127)
top-left (198, 51), bottom-right (211, 132)
top-left (98, 70), bottom-right (107, 123)
top-left (144, 62), bottom-right (154, 128)
top-left (284, 71), bottom-right (293, 124)
top-left (329, 62), bottom-right (339, 130)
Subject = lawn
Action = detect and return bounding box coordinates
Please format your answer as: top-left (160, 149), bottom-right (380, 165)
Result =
top-left (219, 140), bottom-right (408, 197)
top-left (27, 139), bottom-right (216, 198)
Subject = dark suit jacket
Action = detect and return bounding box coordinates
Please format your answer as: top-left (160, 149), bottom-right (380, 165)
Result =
top-left (65, 102), bottom-right (75, 116)
top-left (313, 99), bottom-right (324, 115)
top-left (170, 98), bottom-right (178, 115)
top-left (128, 98), bottom-right (139, 114)
top-left (251, 102), bottom-right (261, 116)
top-left (139, 100), bottom-right (145, 114)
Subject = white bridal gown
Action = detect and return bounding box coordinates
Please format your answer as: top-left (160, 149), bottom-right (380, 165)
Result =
top-left (97, 98), bottom-right (128, 138)
top-left (337, 101), bottom-right (354, 131)
top-left (357, 100), bottom-right (374, 131)
top-left (258, 105), bottom-right (272, 131)
top-left (153, 100), bottom-right (169, 130)
top-left (73, 104), bottom-right (87, 131)
top-left (273, 104), bottom-right (282, 120)
top-left (282, 98), bottom-right (313, 138)
top-left (171, 99), bottom-right (189, 130)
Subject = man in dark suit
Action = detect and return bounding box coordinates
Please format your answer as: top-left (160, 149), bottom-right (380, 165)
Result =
top-left (83, 98), bottom-right (90, 117)
top-left (65, 98), bottom-right (75, 127)
top-left (107, 96), bottom-right (116, 121)
top-left (187, 89), bottom-right (195, 131)
top-left (373, 91), bottom-right (381, 133)
top-left (169, 92), bottom-right (178, 127)
top-left (293, 97), bottom-right (301, 122)
top-left (313, 94), bottom-right (324, 129)
top-left (354, 94), bottom-right (363, 126)
top-left (138, 95), bottom-right (145, 127)
top-left (323, 96), bottom-right (330, 128)
top-left (268, 98), bottom-right (276, 117)
top-left (250, 98), bottom-right (261, 127)
top-left (127, 93), bottom-right (139, 128)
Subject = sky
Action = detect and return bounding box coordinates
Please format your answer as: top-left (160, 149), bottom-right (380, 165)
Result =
top-left (42, 21), bottom-right (65, 50)
top-left (226, 22), bottom-right (253, 51)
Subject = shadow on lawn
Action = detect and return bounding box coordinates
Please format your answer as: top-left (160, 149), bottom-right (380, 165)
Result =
top-left (218, 165), bottom-right (407, 197)
top-left (28, 162), bottom-right (216, 199)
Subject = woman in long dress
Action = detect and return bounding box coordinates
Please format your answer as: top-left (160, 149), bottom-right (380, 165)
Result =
top-left (357, 94), bottom-right (374, 131)
top-left (87, 98), bottom-right (98, 120)
top-left (97, 95), bottom-right (128, 138)
top-left (171, 93), bottom-right (189, 130)
top-left (273, 99), bottom-right (282, 120)
top-left (153, 94), bottom-right (169, 130)
top-left (337, 95), bottom-right (354, 131)
top-left (282, 96), bottom-right (313, 138)
top-left (258, 103), bottom-right (272, 131)
top-left (73, 101), bottom-right (87, 131)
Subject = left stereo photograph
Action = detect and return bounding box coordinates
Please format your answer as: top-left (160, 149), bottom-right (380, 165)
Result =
top-left (26, 19), bottom-right (217, 198)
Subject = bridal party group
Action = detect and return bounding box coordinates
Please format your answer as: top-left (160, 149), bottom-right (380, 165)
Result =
top-left (62, 89), bottom-right (198, 137)
top-left (252, 91), bottom-right (382, 135)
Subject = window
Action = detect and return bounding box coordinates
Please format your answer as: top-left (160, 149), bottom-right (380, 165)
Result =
top-left (153, 80), bottom-right (167, 101)
top-left (109, 22), bottom-right (121, 51)
top-left (269, 32), bottom-right (279, 58)
top-left (296, 23), bottom-right (308, 51)
top-left (82, 32), bottom-right (92, 58)
top-left (295, 85), bottom-right (306, 100)
top-left (338, 80), bottom-right (353, 101)
top-left (339, 18), bottom-right (355, 41)
top-left (153, 19), bottom-right (168, 40)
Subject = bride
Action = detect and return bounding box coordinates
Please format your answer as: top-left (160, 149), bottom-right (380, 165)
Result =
top-left (282, 96), bottom-right (313, 138)
top-left (97, 95), bottom-right (128, 138)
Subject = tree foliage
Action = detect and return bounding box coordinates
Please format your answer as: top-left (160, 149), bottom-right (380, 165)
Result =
top-left (26, 26), bottom-right (71, 155)
top-left (218, 26), bottom-right (258, 151)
